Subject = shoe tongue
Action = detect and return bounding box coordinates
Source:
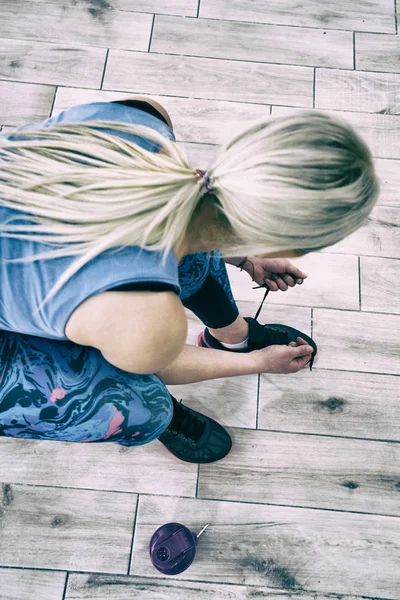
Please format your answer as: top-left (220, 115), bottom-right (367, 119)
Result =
top-left (245, 317), bottom-right (289, 350)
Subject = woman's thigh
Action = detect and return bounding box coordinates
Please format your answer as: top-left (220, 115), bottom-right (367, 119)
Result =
top-left (0, 330), bottom-right (173, 446)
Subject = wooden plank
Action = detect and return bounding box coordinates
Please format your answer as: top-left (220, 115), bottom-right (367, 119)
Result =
top-left (0, 81), bottom-right (55, 126)
top-left (152, 15), bottom-right (353, 69)
top-left (258, 369), bottom-right (400, 441)
top-left (0, 484), bottom-right (137, 572)
top-left (271, 105), bottom-right (400, 159)
top-left (326, 206), bottom-right (400, 259)
top-left (0, 1), bottom-right (152, 51)
top-left (0, 437), bottom-right (197, 497)
top-left (226, 254), bottom-right (360, 310)
top-left (312, 308), bottom-right (400, 375)
top-left (33, 0), bottom-right (199, 16)
top-left (130, 495), bottom-right (400, 597)
top-left (375, 158), bottom-right (400, 207)
top-left (360, 256), bottom-right (400, 314)
top-left (53, 87), bottom-right (271, 144)
top-left (66, 573), bottom-right (368, 600)
top-left (199, 0), bottom-right (396, 33)
top-left (315, 68), bottom-right (400, 114)
top-left (198, 428), bottom-right (400, 515)
top-left (0, 39), bottom-right (106, 88)
top-left (104, 51), bottom-right (314, 107)
top-left (356, 32), bottom-right (400, 73)
top-left (166, 368), bottom-right (258, 429)
top-left (0, 568), bottom-right (66, 600)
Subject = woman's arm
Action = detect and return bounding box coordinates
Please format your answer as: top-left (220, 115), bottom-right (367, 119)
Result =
top-left (155, 343), bottom-right (257, 385)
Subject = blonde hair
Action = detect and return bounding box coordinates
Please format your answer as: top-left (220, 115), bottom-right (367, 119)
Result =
top-left (0, 111), bottom-right (379, 311)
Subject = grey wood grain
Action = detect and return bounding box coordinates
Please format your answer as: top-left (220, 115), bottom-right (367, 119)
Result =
top-left (199, 0), bottom-right (396, 33)
top-left (166, 372), bottom-right (258, 429)
top-left (0, 1), bottom-right (153, 51)
top-left (104, 51), bottom-right (314, 107)
top-left (312, 308), bottom-right (400, 375)
top-left (198, 428), bottom-right (400, 515)
top-left (326, 206), bottom-right (400, 258)
top-left (258, 369), bottom-right (400, 441)
top-left (0, 437), bottom-right (197, 496)
top-left (315, 68), bottom-right (400, 114)
top-left (0, 81), bottom-right (55, 126)
top-left (33, 0), bottom-right (199, 16)
top-left (0, 484), bottom-right (137, 572)
top-left (66, 573), bottom-right (368, 599)
top-left (130, 495), bottom-right (400, 597)
top-left (356, 32), bottom-right (400, 73)
top-left (152, 15), bottom-right (353, 69)
top-left (360, 256), bottom-right (400, 313)
top-left (0, 568), bottom-right (66, 600)
top-left (271, 105), bottom-right (400, 159)
top-left (375, 158), bottom-right (400, 206)
top-left (226, 254), bottom-right (360, 310)
top-left (0, 39), bottom-right (106, 88)
top-left (52, 86), bottom-right (271, 144)
top-left (177, 142), bottom-right (216, 168)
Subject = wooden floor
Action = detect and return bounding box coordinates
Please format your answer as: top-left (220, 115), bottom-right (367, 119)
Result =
top-left (0, 1), bottom-right (399, 599)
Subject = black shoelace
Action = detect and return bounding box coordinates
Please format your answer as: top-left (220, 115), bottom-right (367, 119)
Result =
top-left (167, 397), bottom-right (206, 444)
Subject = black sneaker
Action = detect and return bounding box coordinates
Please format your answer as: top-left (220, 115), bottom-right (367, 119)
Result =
top-left (158, 395), bottom-right (232, 464)
top-left (198, 316), bottom-right (317, 370)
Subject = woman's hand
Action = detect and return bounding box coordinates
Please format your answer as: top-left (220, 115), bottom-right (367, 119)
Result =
top-left (249, 337), bottom-right (314, 374)
top-left (240, 257), bottom-right (308, 291)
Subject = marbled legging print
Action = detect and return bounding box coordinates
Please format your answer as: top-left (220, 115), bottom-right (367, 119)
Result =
top-left (0, 251), bottom-right (239, 446)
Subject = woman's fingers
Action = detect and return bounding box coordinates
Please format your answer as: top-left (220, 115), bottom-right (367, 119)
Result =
top-left (282, 273), bottom-right (296, 287)
top-left (268, 273), bottom-right (288, 291)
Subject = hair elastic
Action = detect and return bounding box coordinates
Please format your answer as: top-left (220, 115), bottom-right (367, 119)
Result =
top-left (194, 169), bottom-right (214, 193)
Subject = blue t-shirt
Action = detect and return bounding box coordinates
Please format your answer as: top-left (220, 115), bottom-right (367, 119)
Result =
top-left (0, 102), bottom-right (182, 340)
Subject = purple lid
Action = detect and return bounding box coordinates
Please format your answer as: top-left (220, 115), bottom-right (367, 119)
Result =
top-left (149, 522), bottom-right (198, 575)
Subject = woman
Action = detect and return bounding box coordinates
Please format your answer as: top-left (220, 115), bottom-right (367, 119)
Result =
top-left (0, 98), bottom-right (379, 464)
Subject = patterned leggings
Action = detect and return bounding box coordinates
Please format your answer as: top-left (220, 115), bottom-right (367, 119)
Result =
top-left (0, 251), bottom-right (239, 446)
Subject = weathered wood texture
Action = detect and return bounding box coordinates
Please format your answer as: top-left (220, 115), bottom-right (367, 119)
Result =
top-left (0, 484), bottom-right (137, 572)
top-left (258, 369), bottom-right (400, 441)
top-left (130, 495), bottom-right (400, 598)
top-left (315, 68), bottom-right (400, 114)
top-left (65, 573), bottom-right (372, 599)
top-left (198, 428), bottom-right (400, 515)
top-left (0, 437), bottom-right (197, 496)
top-left (356, 32), bottom-right (400, 72)
top-left (0, 81), bottom-right (55, 125)
top-left (199, 0), bottom-right (396, 33)
top-left (0, 568), bottom-right (66, 600)
top-left (0, 1), bottom-right (153, 50)
top-left (312, 308), bottom-right (400, 374)
top-left (151, 16), bottom-right (354, 68)
top-left (0, 39), bottom-right (106, 88)
top-left (103, 51), bottom-right (314, 107)
top-left (360, 256), bottom-right (400, 313)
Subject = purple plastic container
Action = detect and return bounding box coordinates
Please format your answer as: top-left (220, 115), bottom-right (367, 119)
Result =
top-left (149, 522), bottom-right (208, 575)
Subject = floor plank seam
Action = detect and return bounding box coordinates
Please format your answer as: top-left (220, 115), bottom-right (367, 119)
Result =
top-left (147, 14), bottom-right (155, 52)
top-left (127, 495), bottom-right (140, 575)
top-left (196, 0), bottom-right (201, 18)
top-left (62, 571), bottom-right (69, 600)
top-left (358, 256), bottom-right (362, 310)
top-left (353, 31), bottom-right (356, 69)
top-left (256, 373), bottom-right (260, 429)
top-left (100, 48), bottom-right (109, 90)
top-left (164, 15), bottom-right (398, 35)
